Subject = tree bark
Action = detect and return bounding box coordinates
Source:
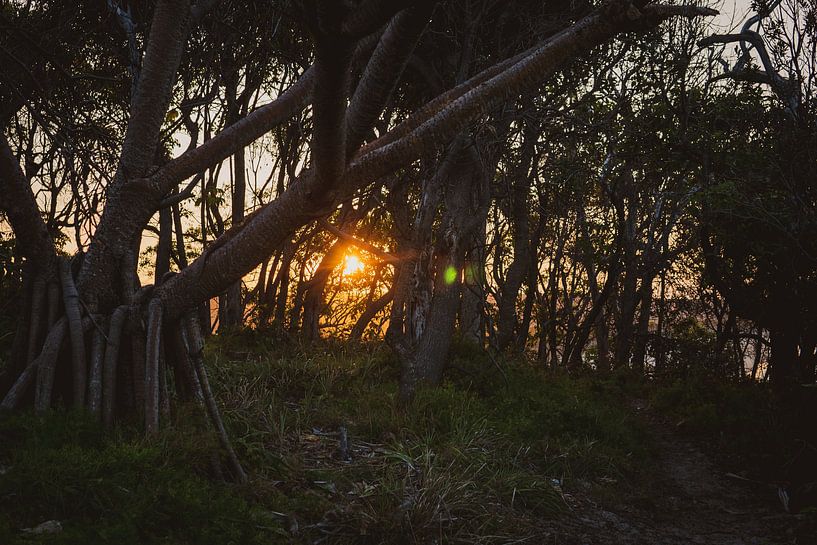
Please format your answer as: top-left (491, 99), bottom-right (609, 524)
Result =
top-left (87, 319), bottom-right (106, 415)
top-left (3, 318), bottom-right (66, 410)
top-left (102, 306), bottom-right (128, 427)
top-left (145, 299), bottom-right (163, 433)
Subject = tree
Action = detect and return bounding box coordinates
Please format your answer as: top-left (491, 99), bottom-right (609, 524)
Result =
top-left (699, 0), bottom-right (817, 385)
top-left (1, 0), bottom-right (716, 456)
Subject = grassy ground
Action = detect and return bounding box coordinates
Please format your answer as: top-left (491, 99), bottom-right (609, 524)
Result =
top-left (0, 334), bottom-right (652, 545)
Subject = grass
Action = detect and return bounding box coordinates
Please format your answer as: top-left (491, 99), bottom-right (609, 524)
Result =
top-left (0, 333), bottom-right (652, 544)
top-left (0, 411), bottom-right (277, 544)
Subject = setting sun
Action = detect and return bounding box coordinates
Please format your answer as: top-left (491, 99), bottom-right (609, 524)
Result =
top-left (342, 253), bottom-right (365, 275)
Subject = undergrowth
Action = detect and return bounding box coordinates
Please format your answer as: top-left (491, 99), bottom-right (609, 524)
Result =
top-left (649, 376), bottom-right (817, 534)
top-left (650, 376), bottom-right (815, 480)
top-left (0, 333), bottom-right (650, 544)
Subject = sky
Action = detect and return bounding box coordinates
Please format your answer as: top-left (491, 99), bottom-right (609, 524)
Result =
top-left (715, 0), bottom-right (755, 30)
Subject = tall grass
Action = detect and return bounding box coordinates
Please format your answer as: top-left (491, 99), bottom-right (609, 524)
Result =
top-left (0, 335), bottom-right (650, 544)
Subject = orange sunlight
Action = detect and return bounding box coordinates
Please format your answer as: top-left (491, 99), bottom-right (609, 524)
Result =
top-left (342, 253), bottom-right (365, 275)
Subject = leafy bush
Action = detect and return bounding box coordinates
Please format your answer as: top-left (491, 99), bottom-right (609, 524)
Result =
top-left (650, 378), bottom-right (800, 479)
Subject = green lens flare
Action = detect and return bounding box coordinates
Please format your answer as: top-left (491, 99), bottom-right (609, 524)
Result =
top-left (444, 266), bottom-right (458, 285)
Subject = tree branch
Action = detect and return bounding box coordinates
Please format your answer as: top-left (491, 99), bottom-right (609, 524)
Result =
top-left (154, 3), bottom-right (717, 320)
top-left (345, 3), bottom-right (434, 155)
top-left (148, 67), bottom-right (315, 198)
top-left (116, 0), bottom-right (192, 185)
top-left (341, 0), bottom-right (420, 39)
top-left (343, 4), bottom-right (718, 191)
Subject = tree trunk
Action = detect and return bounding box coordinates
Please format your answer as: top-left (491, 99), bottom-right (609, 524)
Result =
top-left (630, 279), bottom-right (654, 374)
top-left (77, 0), bottom-right (192, 313)
top-left (350, 286), bottom-right (394, 342)
top-left (495, 122), bottom-right (536, 351)
top-left (300, 243), bottom-right (343, 341)
top-left (770, 327), bottom-right (798, 387)
top-left (614, 269), bottom-right (638, 368)
top-left (155, 204), bottom-right (173, 282)
top-left (219, 74), bottom-right (249, 330)
top-left (387, 136), bottom-right (490, 399)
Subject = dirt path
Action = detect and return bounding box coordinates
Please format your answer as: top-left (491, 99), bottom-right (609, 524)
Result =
top-left (548, 400), bottom-right (799, 545)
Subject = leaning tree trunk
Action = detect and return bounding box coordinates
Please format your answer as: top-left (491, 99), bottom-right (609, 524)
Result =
top-left (350, 283), bottom-right (394, 341)
top-left (299, 240), bottom-right (346, 340)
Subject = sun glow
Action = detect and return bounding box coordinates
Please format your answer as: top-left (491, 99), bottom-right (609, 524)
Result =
top-left (342, 253), bottom-right (365, 275)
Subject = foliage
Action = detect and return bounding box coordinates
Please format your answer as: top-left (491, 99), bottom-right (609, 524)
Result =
top-left (660, 317), bottom-right (718, 377)
top-left (650, 378), bottom-right (811, 480)
top-left (0, 411), bottom-right (276, 545)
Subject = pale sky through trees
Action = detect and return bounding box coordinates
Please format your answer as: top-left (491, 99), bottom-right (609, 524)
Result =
top-left (716, 0), bottom-right (754, 30)
top-left (1, 0), bottom-right (757, 257)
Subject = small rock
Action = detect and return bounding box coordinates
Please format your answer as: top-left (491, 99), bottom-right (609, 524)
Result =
top-left (599, 510), bottom-right (621, 524)
top-left (22, 520), bottom-right (62, 535)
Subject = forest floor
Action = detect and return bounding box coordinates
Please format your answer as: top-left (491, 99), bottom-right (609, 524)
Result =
top-left (0, 335), bottom-right (814, 544)
top-left (548, 398), bottom-right (803, 545)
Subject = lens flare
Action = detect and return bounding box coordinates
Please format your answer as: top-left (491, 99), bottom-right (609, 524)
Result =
top-left (444, 266), bottom-right (458, 285)
top-left (342, 254), bottom-right (365, 275)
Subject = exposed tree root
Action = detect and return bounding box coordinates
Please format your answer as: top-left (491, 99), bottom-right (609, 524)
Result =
top-left (33, 317), bottom-right (69, 413)
top-left (145, 299), bottom-right (163, 434)
top-left (46, 280), bottom-right (60, 327)
top-left (183, 314), bottom-right (248, 483)
top-left (26, 275), bottom-right (47, 365)
top-left (102, 306), bottom-right (128, 428)
top-left (87, 318), bottom-right (106, 415)
top-left (3, 276), bottom-right (249, 483)
top-left (60, 257), bottom-right (87, 407)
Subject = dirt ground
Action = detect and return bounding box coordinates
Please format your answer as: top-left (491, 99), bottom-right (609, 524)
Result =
top-left (545, 400), bottom-right (811, 545)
